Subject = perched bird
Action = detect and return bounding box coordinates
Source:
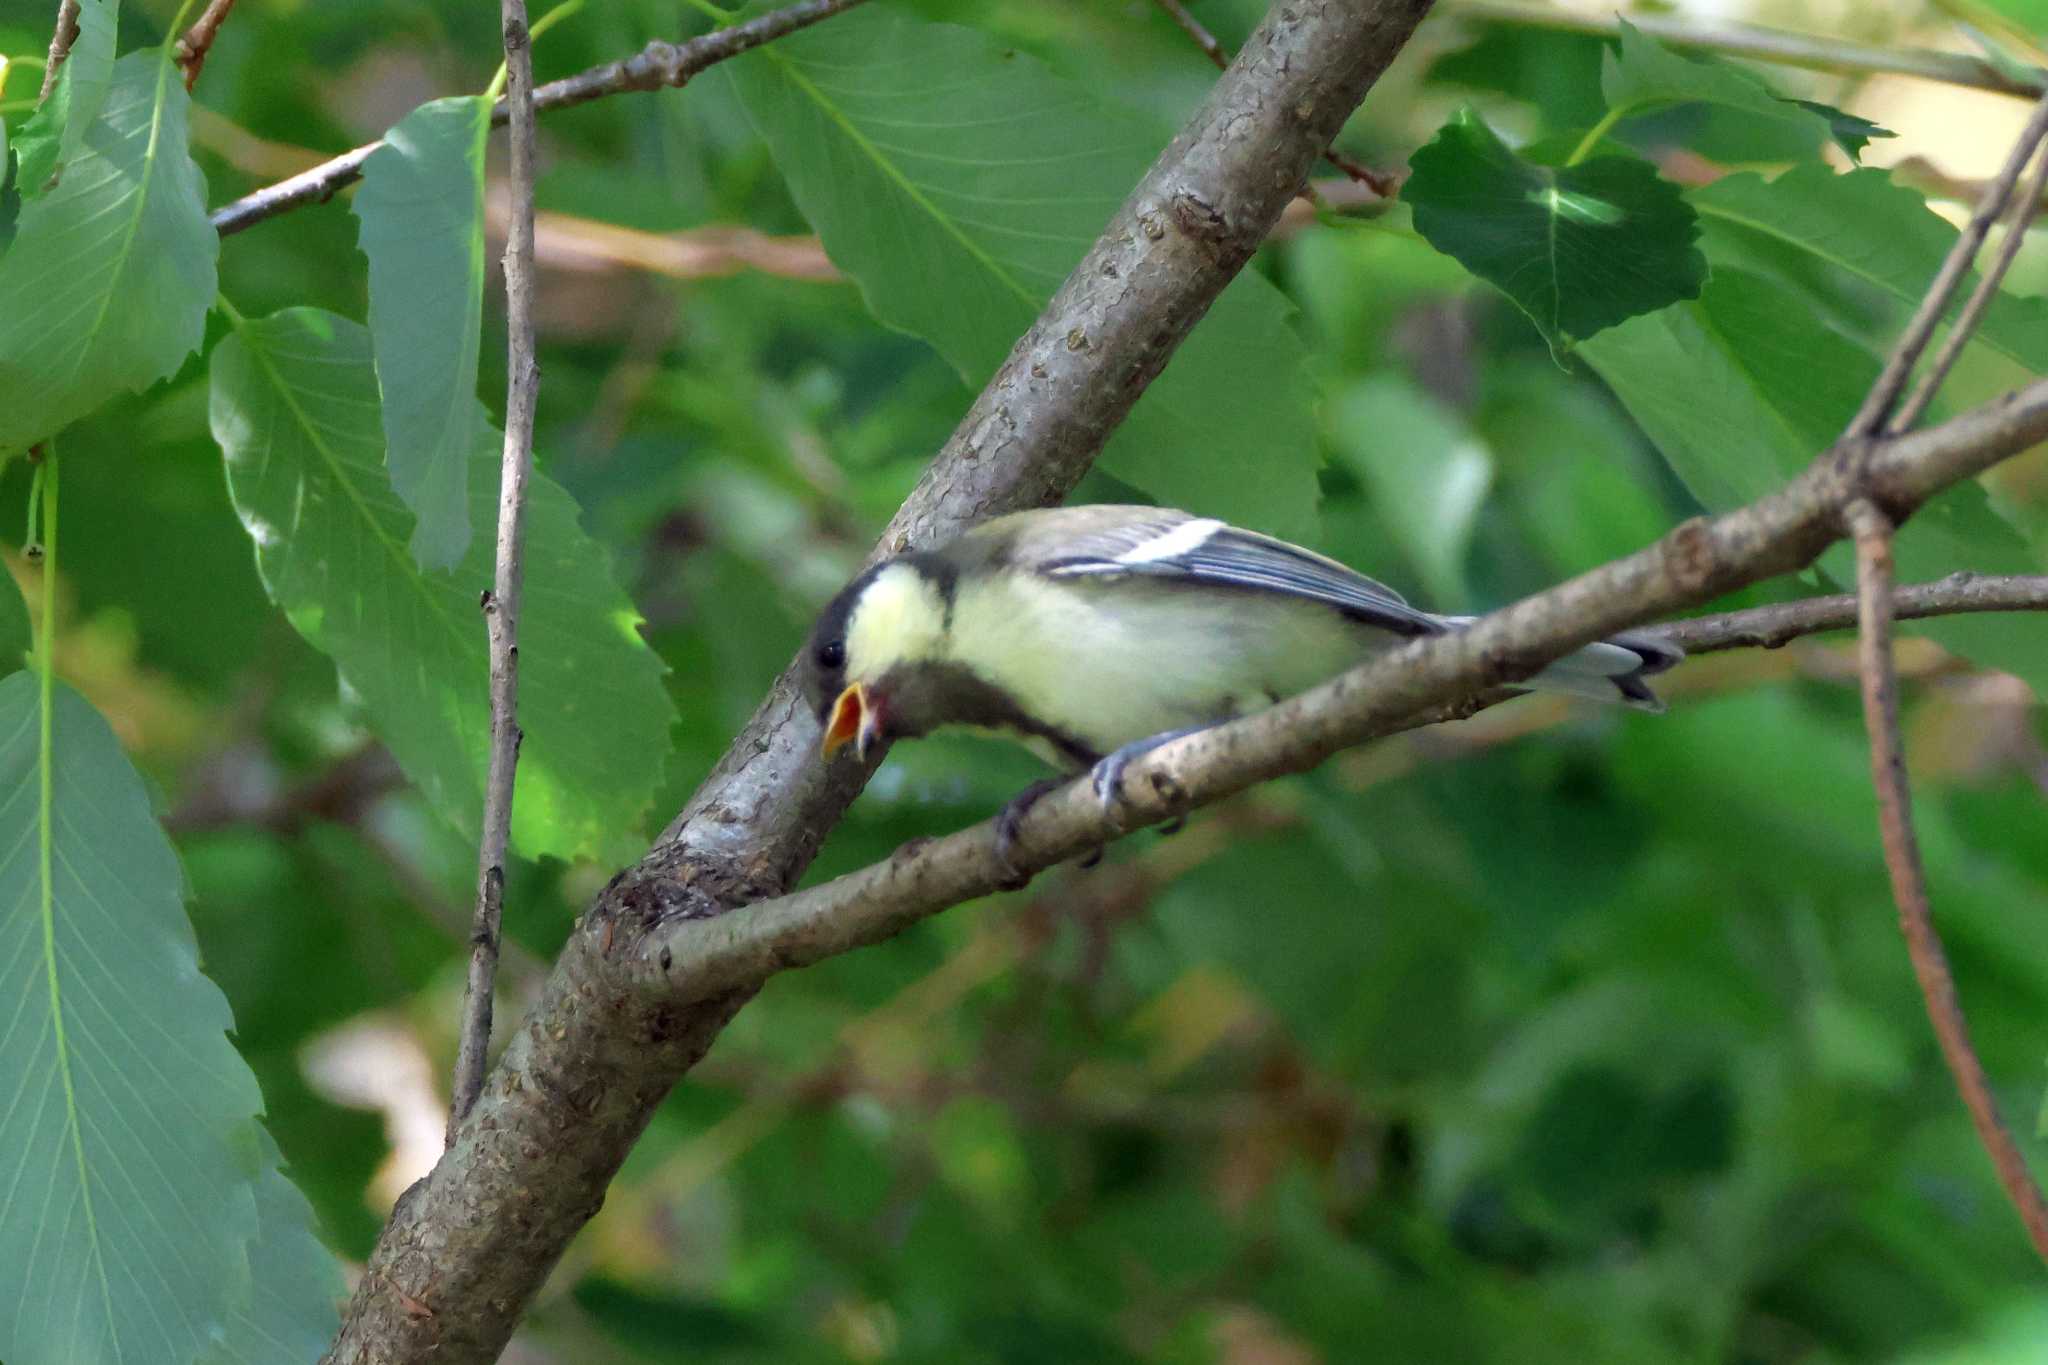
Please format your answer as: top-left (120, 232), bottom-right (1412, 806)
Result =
top-left (801, 505), bottom-right (1681, 866)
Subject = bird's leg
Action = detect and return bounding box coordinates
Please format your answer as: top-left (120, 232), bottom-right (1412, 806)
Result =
top-left (1089, 724), bottom-right (1212, 819)
top-left (993, 777), bottom-right (1064, 889)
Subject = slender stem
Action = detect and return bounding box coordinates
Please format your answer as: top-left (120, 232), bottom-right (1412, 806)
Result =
top-left (1565, 105), bottom-right (1626, 168)
top-left (1847, 501), bottom-right (2048, 1266)
top-left (1154, 0), bottom-right (1228, 68)
top-left (1445, 0), bottom-right (2047, 99)
top-left (210, 0), bottom-right (871, 237)
top-left (451, 0), bottom-right (544, 1131)
top-left (1841, 88), bottom-right (2048, 441)
top-left (1890, 136), bottom-right (2048, 433)
top-left (38, 0), bottom-right (80, 103)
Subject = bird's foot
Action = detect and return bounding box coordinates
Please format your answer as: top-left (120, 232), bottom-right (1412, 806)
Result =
top-left (1088, 726), bottom-right (1210, 825)
top-left (993, 777), bottom-right (1063, 889)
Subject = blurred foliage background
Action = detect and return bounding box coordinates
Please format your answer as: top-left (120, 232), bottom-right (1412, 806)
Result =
top-left (4, 0), bottom-right (2048, 1360)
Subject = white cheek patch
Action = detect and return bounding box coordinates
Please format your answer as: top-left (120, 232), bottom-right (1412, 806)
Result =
top-left (845, 564), bottom-right (948, 679)
top-left (1115, 518), bottom-right (1225, 566)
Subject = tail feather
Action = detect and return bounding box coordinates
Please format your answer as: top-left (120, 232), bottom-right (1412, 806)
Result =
top-left (1435, 617), bottom-right (1684, 711)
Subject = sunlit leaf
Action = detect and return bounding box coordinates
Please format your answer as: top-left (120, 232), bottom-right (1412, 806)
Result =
top-left (726, 5), bottom-right (1319, 534)
top-left (209, 307), bottom-right (675, 863)
top-left (1405, 108), bottom-right (1705, 344)
top-left (352, 95), bottom-right (492, 570)
top-left (0, 49), bottom-right (217, 455)
top-left (10, 0), bottom-right (118, 192)
top-left (1327, 373), bottom-right (1493, 607)
top-left (0, 674), bottom-right (264, 1365)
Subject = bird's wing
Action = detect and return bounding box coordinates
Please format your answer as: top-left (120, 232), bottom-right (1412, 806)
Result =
top-left (1023, 512), bottom-right (1441, 637)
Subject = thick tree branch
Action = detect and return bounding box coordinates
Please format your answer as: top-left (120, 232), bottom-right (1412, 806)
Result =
top-left (1446, 0), bottom-right (2048, 98)
top-left (210, 0), bottom-right (871, 237)
top-left (321, 5), bottom-right (1434, 1361)
top-left (1848, 502), bottom-right (2048, 1265)
top-left (1655, 573), bottom-right (2048, 653)
top-left (449, 0), bottom-right (542, 1133)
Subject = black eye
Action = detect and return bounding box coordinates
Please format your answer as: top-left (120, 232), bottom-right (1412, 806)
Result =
top-left (816, 639), bottom-right (845, 670)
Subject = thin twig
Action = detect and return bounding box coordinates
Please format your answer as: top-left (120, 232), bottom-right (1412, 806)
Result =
top-left (1154, 0), bottom-right (1228, 66)
top-left (1654, 573), bottom-right (2048, 653)
top-left (209, 0), bottom-right (870, 237)
top-left (38, 0), bottom-right (81, 102)
top-left (1153, 0), bottom-right (1397, 198)
top-left (1890, 137), bottom-right (2048, 432)
top-left (173, 0), bottom-right (238, 91)
top-left (1847, 501), bottom-right (2048, 1266)
top-left (450, 0), bottom-right (543, 1133)
top-left (1446, 0), bottom-right (2047, 98)
top-left (1842, 87), bottom-right (2048, 440)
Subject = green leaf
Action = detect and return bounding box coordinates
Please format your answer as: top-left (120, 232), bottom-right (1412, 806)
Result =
top-left (1690, 164), bottom-right (2048, 377)
top-left (209, 307), bottom-right (675, 863)
top-left (11, 0), bottom-right (119, 193)
top-left (1424, 23), bottom-right (1609, 130)
top-left (0, 49), bottom-right (218, 456)
top-left (1601, 20), bottom-right (1882, 161)
top-left (0, 562), bottom-right (25, 678)
top-left (1582, 272), bottom-right (2048, 692)
top-left (725, 5), bottom-right (1318, 535)
top-left (203, 1130), bottom-right (344, 1365)
top-left (351, 95), bottom-right (491, 570)
top-left (1327, 373), bottom-right (1493, 607)
top-left (1405, 109), bottom-right (1705, 345)
top-left (0, 674), bottom-right (265, 1365)
top-left (1788, 99), bottom-right (1895, 161)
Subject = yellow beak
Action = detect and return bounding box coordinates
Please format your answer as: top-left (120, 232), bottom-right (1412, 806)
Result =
top-left (820, 682), bottom-right (879, 762)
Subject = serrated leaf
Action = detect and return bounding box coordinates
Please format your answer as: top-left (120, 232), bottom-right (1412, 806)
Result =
top-left (352, 95), bottom-right (491, 570)
top-left (11, 0), bottom-right (118, 193)
top-left (0, 49), bottom-right (217, 456)
top-left (1602, 20), bottom-right (1886, 162)
top-left (203, 1130), bottom-right (344, 1365)
top-left (1690, 165), bottom-right (2048, 377)
top-left (209, 307), bottom-right (675, 863)
top-left (1583, 271), bottom-right (2048, 693)
top-left (0, 674), bottom-right (265, 1365)
top-left (0, 564), bottom-right (25, 678)
top-left (1327, 374), bottom-right (1493, 607)
top-left (1787, 99), bottom-right (1895, 161)
top-left (725, 5), bottom-right (1318, 535)
top-left (1406, 108), bottom-right (1705, 344)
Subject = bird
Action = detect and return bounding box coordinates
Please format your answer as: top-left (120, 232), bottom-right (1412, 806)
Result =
top-left (800, 505), bottom-right (1681, 872)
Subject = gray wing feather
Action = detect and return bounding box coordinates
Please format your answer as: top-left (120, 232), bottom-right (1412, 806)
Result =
top-left (1031, 514), bottom-right (1442, 638)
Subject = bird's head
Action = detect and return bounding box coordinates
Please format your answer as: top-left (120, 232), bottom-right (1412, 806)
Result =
top-left (801, 555), bottom-right (954, 763)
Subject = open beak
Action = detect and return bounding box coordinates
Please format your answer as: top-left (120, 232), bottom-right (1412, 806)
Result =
top-left (820, 682), bottom-right (884, 762)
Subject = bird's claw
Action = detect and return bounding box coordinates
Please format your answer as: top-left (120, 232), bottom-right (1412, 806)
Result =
top-left (993, 777), bottom-right (1061, 889)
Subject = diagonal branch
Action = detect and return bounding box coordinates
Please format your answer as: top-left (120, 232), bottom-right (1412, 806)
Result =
top-left (449, 0), bottom-right (543, 1132)
top-left (1847, 501), bottom-right (2048, 1265)
top-left (320, 4), bottom-right (1436, 1361)
top-left (1654, 573), bottom-right (2048, 653)
top-left (636, 382), bottom-right (2048, 1007)
top-left (210, 0), bottom-right (872, 237)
